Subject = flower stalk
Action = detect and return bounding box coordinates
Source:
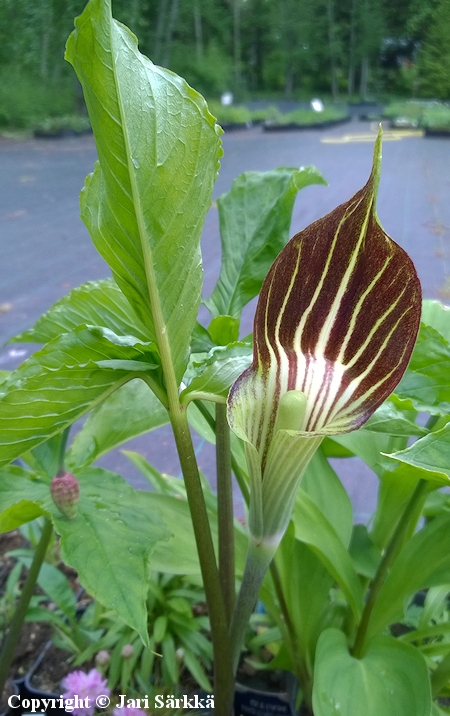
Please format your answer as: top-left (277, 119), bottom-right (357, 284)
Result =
top-left (216, 402), bottom-right (236, 625)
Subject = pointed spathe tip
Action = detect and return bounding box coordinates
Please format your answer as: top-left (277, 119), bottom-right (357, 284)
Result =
top-left (369, 125), bottom-right (383, 199)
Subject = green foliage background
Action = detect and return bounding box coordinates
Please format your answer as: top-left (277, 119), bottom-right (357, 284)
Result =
top-left (0, 0), bottom-right (449, 129)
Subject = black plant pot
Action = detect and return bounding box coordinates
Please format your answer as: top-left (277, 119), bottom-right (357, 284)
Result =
top-left (0, 679), bottom-right (20, 716)
top-left (234, 671), bottom-right (298, 716)
top-left (12, 642), bottom-right (65, 716)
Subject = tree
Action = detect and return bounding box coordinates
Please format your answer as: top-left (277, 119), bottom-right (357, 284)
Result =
top-left (417, 0), bottom-right (450, 97)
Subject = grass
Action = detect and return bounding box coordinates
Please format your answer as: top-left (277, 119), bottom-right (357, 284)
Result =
top-left (34, 115), bottom-right (91, 136)
top-left (264, 106), bottom-right (348, 126)
top-left (208, 100), bottom-right (252, 125)
top-left (383, 99), bottom-right (450, 130)
top-left (421, 105), bottom-right (450, 130)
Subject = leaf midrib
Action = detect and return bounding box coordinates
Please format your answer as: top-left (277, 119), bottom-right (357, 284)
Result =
top-left (108, 20), bottom-right (178, 405)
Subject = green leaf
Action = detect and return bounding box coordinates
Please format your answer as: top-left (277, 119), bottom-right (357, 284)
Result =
top-left (208, 315), bottom-right (240, 346)
top-left (370, 465), bottom-right (422, 551)
top-left (153, 615), bottom-right (168, 643)
top-left (12, 279), bottom-right (148, 344)
top-left (313, 629), bottom-right (431, 716)
top-left (14, 557), bottom-right (77, 622)
top-left (66, 0), bottom-right (222, 383)
top-left (162, 634), bottom-right (178, 684)
top-left (183, 649), bottom-right (212, 691)
top-left (191, 322), bottom-right (216, 353)
top-left (332, 429), bottom-right (397, 475)
top-left (367, 512), bottom-right (450, 641)
top-left (300, 446), bottom-right (353, 547)
top-left (349, 525), bottom-right (382, 579)
top-left (181, 342), bottom-right (252, 403)
top-left (0, 326), bottom-right (159, 467)
top-left (422, 299), bottom-right (450, 343)
top-left (43, 467), bottom-right (170, 643)
top-left (137, 491), bottom-right (247, 576)
top-left (363, 398), bottom-right (426, 437)
top-left (386, 422), bottom-right (450, 485)
top-left (292, 489), bottom-right (363, 618)
top-left (205, 166), bottom-right (326, 319)
top-left (267, 525), bottom-right (334, 669)
top-left (67, 378), bottom-right (168, 469)
top-left (22, 433), bottom-right (68, 479)
top-left (0, 466), bottom-right (49, 532)
top-left (396, 324), bottom-right (450, 415)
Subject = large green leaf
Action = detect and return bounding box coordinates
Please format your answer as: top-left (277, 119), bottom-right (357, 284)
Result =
top-left (349, 525), bottom-right (382, 579)
top-left (300, 446), bottom-right (353, 547)
top-left (67, 378), bottom-right (168, 469)
top-left (269, 526), bottom-right (335, 670)
top-left (205, 166), bottom-right (326, 320)
top-left (180, 342), bottom-right (252, 404)
top-left (363, 398), bottom-right (425, 437)
top-left (12, 279), bottom-right (148, 344)
top-left (370, 465), bottom-right (424, 551)
top-left (121, 466), bottom-right (248, 576)
top-left (0, 326), bottom-right (159, 467)
top-left (66, 0), bottom-right (222, 383)
top-left (43, 467), bottom-right (170, 643)
top-left (396, 324), bottom-right (450, 415)
top-left (292, 489), bottom-right (363, 618)
top-left (332, 429), bottom-right (396, 475)
top-left (0, 466), bottom-right (49, 532)
top-left (367, 512), bottom-right (450, 641)
top-left (422, 299), bottom-right (450, 343)
top-left (313, 629), bottom-right (431, 716)
top-left (386, 422), bottom-right (450, 484)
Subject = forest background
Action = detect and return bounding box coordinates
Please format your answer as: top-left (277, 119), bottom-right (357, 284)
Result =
top-left (0, 0), bottom-right (449, 129)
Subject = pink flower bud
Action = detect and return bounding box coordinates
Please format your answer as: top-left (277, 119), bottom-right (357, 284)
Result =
top-left (50, 471), bottom-right (80, 519)
top-left (121, 644), bottom-right (134, 659)
top-left (95, 650), bottom-right (110, 666)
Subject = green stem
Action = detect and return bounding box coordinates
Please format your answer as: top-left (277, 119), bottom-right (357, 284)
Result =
top-left (170, 408), bottom-right (234, 716)
top-left (57, 426), bottom-right (71, 474)
top-left (229, 538), bottom-right (275, 673)
top-left (216, 403), bottom-right (235, 624)
top-left (0, 518), bottom-right (53, 694)
top-left (352, 479), bottom-right (429, 658)
top-left (431, 650), bottom-right (450, 696)
top-left (194, 399), bottom-right (250, 504)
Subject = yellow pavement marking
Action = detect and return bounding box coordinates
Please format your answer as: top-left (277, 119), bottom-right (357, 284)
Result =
top-left (322, 130), bottom-right (424, 144)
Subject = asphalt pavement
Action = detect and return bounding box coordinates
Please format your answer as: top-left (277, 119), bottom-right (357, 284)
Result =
top-left (1, 118), bottom-right (449, 520)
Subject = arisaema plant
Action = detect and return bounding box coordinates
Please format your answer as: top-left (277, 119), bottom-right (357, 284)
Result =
top-left (3, 2), bottom-right (450, 715)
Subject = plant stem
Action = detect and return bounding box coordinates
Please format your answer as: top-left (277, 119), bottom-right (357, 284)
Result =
top-left (216, 403), bottom-right (235, 624)
top-left (352, 479), bottom-right (429, 658)
top-left (170, 408), bottom-right (234, 716)
top-left (57, 426), bottom-right (71, 473)
top-left (0, 518), bottom-right (53, 694)
top-left (229, 538), bottom-right (275, 673)
top-left (194, 399), bottom-right (250, 504)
